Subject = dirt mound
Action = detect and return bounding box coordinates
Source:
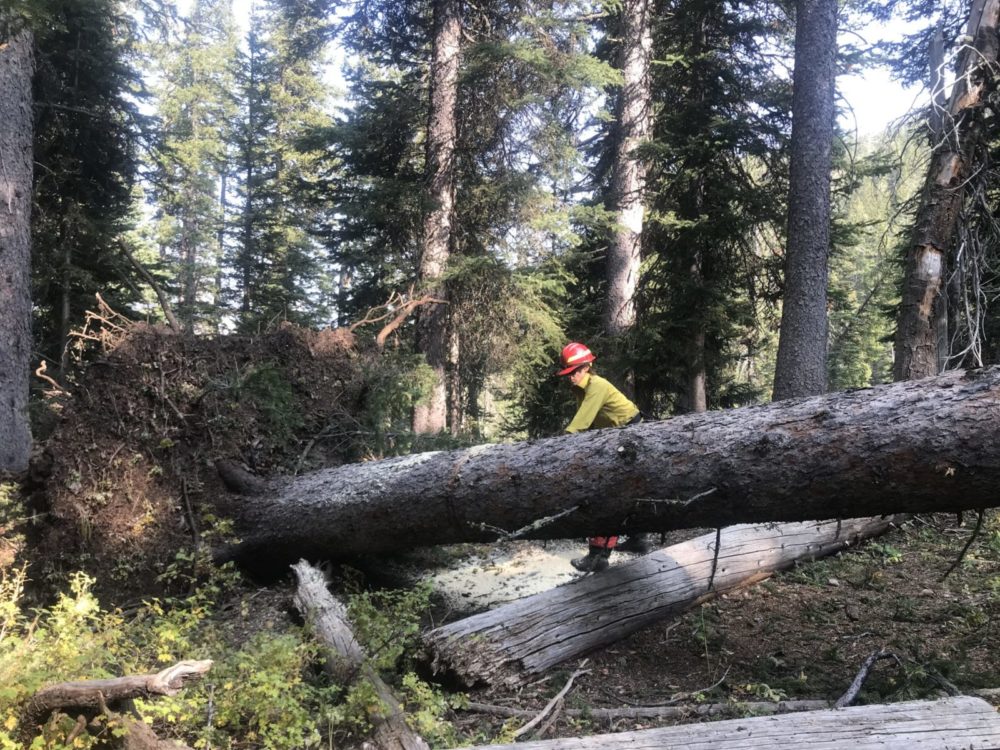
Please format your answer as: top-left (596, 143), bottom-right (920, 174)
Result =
top-left (30, 321), bottom-right (375, 602)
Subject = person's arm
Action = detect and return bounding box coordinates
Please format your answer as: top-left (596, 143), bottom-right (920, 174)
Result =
top-left (565, 380), bottom-right (607, 433)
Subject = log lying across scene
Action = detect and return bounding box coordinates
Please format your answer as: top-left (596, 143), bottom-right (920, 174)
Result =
top-left (291, 561), bottom-right (429, 750)
top-left (222, 367), bottom-right (1000, 562)
top-left (424, 518), bottom-right (893, 686)
top-left (458, 696), bottom-right (1000, 750)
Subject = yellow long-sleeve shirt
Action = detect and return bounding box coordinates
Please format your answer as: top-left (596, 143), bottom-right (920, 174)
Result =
top-left (565, 372), bottom-right (640, 433)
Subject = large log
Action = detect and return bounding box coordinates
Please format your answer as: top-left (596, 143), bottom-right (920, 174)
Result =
top-left (222, 368), bottom-right (1000, 563)
top-left (457, 696), bottom-right (1000, 750)
top-left (424, 518), bottom-right (892, 686)
top-left (291, 561), bottom-right (429, 750)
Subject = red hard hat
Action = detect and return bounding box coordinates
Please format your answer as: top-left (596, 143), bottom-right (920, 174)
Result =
top-left (557, 342), bottom-right (595, 375)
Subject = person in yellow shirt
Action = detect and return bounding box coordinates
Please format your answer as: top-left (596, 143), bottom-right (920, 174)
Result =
top-left (557, 342), bottom-right (643, 572)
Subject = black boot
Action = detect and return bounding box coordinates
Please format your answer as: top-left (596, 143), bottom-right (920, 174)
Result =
top-left (571, 545), bottom-right (611, 573)
top-left (617, 534), bottom-right (654, 554)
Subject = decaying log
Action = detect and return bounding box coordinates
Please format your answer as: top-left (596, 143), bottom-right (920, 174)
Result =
top-left (24, 660), bottom-right (213, 728)
top-left (464, 698), bottom-right (831, 722)
top-left (221, 367), bottom-right (1000, 564)
top-left (459, 696), bottom-right (1000, 750)
top-left (291, 561), bottom-right (429, 750)
top-left (424, 518), bottom-right (892, 686)
top-left (23, 661), bottom-right (210, 749)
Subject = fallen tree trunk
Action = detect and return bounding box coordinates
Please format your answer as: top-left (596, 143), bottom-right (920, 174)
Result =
top-left (291, 561), bottom-right (429, 750)
top-left (222, 367), bottom-right (1000, 563)
top-left (459, 696), bottom-right (1000, 750)
top-left (424, 518), bottom-right (892, 686)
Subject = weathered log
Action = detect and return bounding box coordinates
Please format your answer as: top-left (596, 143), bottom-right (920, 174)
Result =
top-left (424, 518), bottom-right (891, 686)
top-left (24, 660), bottom-right (212, 728)
top-left (22, 661), bottom-right (209, 749)
top-left (222, 368), bottom-right (1000, 563)
top-left (291, 561), bottom-right (429, 750)
top-left (459, 696), bottom-right (1000, 749)
top-left (464, 698), bottom-right (832, 721)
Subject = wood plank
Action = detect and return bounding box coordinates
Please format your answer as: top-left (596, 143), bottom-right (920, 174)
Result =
top-left (459, 696), bottom-right (1000, 749)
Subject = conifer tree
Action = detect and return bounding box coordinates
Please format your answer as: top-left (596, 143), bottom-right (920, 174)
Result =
top-left (149, 0), bottom-right (239, 333)
top-left (0, 12), bottom-right (33, 473)
top-left (772, 0), bottom-right (838, 400)
top-left (586, 0), bottom-right (791, 415)
top-left (33, 0), bottom-right (144, 374)
top-left (230, 0), bottom-right (334, 332)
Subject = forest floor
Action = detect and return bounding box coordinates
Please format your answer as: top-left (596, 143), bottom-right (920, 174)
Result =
top-left (395, 512), bottom-right (1000, 743)
top-left (15, 321), bottom-right (1000, 746)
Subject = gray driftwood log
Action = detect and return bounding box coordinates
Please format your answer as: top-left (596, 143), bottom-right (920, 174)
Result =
top-left (459, 696), bottom-right (1000, 750)
top-left (222, 367), bottom-right (1000, 563)
top-left (23, 660), bottom-right (211, 749)
top-left (291, 561), bottom-right (429, 750)
top-left (424, 518), bottom-right (892, 686)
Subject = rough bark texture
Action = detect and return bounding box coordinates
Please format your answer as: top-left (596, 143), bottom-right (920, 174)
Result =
top-left (603, 0), bottom-right (653, 337)
top-left (222, 367), bottom-right (1000, 563)
top-left (424, 518), bottom-right (891, 686)
top-left (772, 0), bottom-right (837, 400)
top-left (893, 0), bottom-right (1000, 381)
top-left (458, 696), bottom-right (1000, 750)
top-left (0, 26), bottom-right (34, 474)
top-left (291, 561), bottom-right (429, 750)
top-left (413, 0), bottom-right (460, 434)
top-left (23, 661), bottom-right (213, 729)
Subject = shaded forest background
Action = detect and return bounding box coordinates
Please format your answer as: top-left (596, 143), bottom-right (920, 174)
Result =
top-left (20, 0), bottom-right (987, 443)
top-left (3, 0), bottom-right (1000, 747)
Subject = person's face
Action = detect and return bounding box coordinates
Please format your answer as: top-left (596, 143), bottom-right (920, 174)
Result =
top-left (568, 365), bottom-right (589, 387)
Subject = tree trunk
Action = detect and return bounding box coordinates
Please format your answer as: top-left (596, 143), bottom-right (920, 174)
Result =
top-left (220, 367), bottom-right (1000, 564)
top-left (458, 696), bottom-right (1000, 750)
top-left (0, 25), bottom-right (34, 475)
top-left (772, 0), bottom-right (837, 400)
top-left (425, 517), bottom-right (891, 686)
top-left (893, 0), bottom-right (1000, 381)
top-left (291, 561), bottom-right (429, 750)
top-left (603, 0), bottom-right (653, 338)
top-left (413, 0), bottom-right (460, 435)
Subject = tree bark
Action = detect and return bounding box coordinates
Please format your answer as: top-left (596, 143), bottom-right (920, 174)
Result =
top-left (457, 696), bottom-right (1000, 750)
top-left (772, 0), bottom-right (837, 400)
top-left (220, 367), bottom-right (1000, 564)
top-left (0, 24), bottom-right (34, 475)
top-left (603, 0), bottom-right (653, 338)
top-left (23, 661), bottom-right (212, 729)
top-left (893, 0), bottom-right (1000, 381)
top-left (424, 517), bottom-right (891, 686)
top-left (291, 561), bottom-right (429, 750)
top-left (413, 0), bottom-right (460, 435)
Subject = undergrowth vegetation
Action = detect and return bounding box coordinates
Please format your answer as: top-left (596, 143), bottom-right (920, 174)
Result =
top-left (0, 556), bottom-right (461, 750)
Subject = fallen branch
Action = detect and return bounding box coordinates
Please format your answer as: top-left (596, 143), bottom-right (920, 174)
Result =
top-left (940, 507), bottom-right (986, 581)
top-left (513, 662), bottom-right (589, 739)
top-left (23, 660), bottom-right (211, 745)
top-left (119, 241), bottom-right (180, 332)
top-left (835, 649), bottom-right (902, 708)
top-left (25, 660), bottom-right (213, 726)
